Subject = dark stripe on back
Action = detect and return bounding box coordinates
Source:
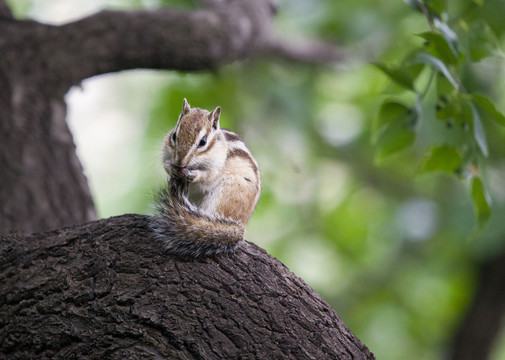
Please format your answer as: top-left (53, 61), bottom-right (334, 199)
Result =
top-left (223, 130), bottom-right (242, 142)
top-left (227, 148), bottom-right (259, 177)
top-left (227, 148), bottom-right (251, 160)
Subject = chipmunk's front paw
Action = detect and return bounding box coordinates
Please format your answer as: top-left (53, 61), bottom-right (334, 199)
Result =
top-left (184, 169), bottom-right (203, 182)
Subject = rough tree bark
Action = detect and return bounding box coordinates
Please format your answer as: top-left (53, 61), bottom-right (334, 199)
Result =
top-left (0, 214), bottom-right (373, 359)
top-left (0, 0), bottom-right (373, 358)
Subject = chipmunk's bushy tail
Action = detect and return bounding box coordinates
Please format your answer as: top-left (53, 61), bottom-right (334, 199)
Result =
top-left (150, 177), bottom-right (244, 257)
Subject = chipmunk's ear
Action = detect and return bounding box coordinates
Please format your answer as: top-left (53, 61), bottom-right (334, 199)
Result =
top-left (182, 98), bottom-right (191, 115)
top-left (209, 106), bottom-right (221, 130)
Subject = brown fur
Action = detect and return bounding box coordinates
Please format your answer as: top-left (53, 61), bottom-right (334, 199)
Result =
top-left (223, 130), bottom-right (241, 142)
top-left (175, 109), bottom-right (211, 164)
top-left (215, 174), bottom-right (258, 224)
top-left (227, 148), bottom-right (258, 172)
top-left (157, 99), bottom-right (261, 257)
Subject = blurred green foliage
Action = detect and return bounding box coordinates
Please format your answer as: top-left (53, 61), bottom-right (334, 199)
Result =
top-left (373, 0), bottom-right (505, 231)
top-left (13, 0), bottom-right (505, 359)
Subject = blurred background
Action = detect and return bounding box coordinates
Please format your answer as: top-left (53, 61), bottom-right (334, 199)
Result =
top-left (8, 0), bottom-right (505, 358)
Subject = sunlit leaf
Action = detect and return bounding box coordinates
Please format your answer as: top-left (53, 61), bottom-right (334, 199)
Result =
top-left (416, 144), bottom-right (462, 175)
top-left (468, 20), bottom-right (500, 61)
top-left (374, 100), bottom-right (420, 162)
top-left (375, 126), bottom-right (415, 163)
top-left (472, 93), bottom-right (505, 127)
top-left (471, 176), bottom-right (491, 229)
top-left (373, 63), bottom-right (417, 90)
top-left (470, 102), bottom-right (489, 157)
top-left (426, 0), bottom-right (447, 16)
top-left (417, 32), bottom-right (458, 64)
top-left (373, 101), bottom-right (411, 142)
top-left (472, 0), bottom-right (484, 6)
top-left (435, 91), bottom-right (453, 121)
top-left (435, 93), bottom-right (472, 127)
top-left (436, 73), bottom-right (454, 98)
top-left (434, 18), bottom-right (458, 47)
top-left (415, 52), bottom-right (459, 89)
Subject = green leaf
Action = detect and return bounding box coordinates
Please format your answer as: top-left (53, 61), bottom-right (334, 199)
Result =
top-left (435, 93), bottom-right (472, 127)
top-left (374, 100), bottom-right (419, 162)
top-left (403, 0), bottom-right (420, 10)
top-left (468, 20), bottom-right (499, 61)
top-left (471, 176), bottom-right (491, 229)
top-left (434, 18), bottom-right (458, 53)
top-left (415, 52), bottom-right (459, 89)
top-left (416, 144), bottom-right (462, 175)
top-left (373, 63), bottom-right (417, 90)
top-left (426, 0), bottom-right (447, 15)
top-left (375, 126), bottom-right (415, 163)
top-left (470, 102), bottom-right (489, 157)
top-left (472, 0), bottom-right (484, 6)
top-left (472, 93), bottom-right (505, 127)
top-left (417, 32), bottom-right (458, 64)
top-left (373, 101), bottom-right (411, 142)
top-left (436, 73), bottom-right (454, 98)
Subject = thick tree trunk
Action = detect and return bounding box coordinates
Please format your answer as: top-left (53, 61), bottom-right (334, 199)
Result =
top-left (0, 214), bottom-right (374, 359)
top-left (0, 18), bottom-right (97, 233)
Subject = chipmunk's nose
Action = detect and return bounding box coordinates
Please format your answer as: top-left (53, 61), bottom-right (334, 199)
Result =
top-left (174, 153), bottom-right (188, 167)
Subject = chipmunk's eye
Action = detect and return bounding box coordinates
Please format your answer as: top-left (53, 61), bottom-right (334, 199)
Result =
top-left (198, 135), bottom-right (207, 148)
top-left (172, 131), bottom-right (177, 143)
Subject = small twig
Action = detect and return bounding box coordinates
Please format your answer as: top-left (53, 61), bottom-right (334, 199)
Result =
top-left (415, 0), bottom-right (434, 32)
top-left (419, 69), bottom-right (435, 100)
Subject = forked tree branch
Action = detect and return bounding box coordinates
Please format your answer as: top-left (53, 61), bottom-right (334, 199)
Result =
top-left (2, 1), bottom-right (342, 93)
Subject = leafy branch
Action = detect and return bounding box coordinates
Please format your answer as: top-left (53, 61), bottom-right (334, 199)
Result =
top-left (373, 0), bottom-right (503, 228)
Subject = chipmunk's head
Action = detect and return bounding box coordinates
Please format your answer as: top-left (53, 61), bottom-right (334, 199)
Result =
top-left (162, 98), bottom-right (223, 177)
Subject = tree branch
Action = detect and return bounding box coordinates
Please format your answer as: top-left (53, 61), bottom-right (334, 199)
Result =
top-left (52, 2), bottom-right (274, 86)
top-left (0, 214), bottom-right (375, 359)
top-left (261, 36), bottom-right (343, 65)
top-left (1, 1), bottom-right (342, 90)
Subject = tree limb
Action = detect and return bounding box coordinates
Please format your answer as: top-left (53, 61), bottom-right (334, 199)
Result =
top-left (1, 2), bottom-right (342, 91)
top-left (0, 214), bottom-right (375, 359)
top-left (262, 36), bottom-right (343, 65)
top-left (40, 2), bottom-right (273, 87)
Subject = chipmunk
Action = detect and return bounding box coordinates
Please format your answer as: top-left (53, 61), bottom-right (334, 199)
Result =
top-left (151, 98), bottom-right (261, 257)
